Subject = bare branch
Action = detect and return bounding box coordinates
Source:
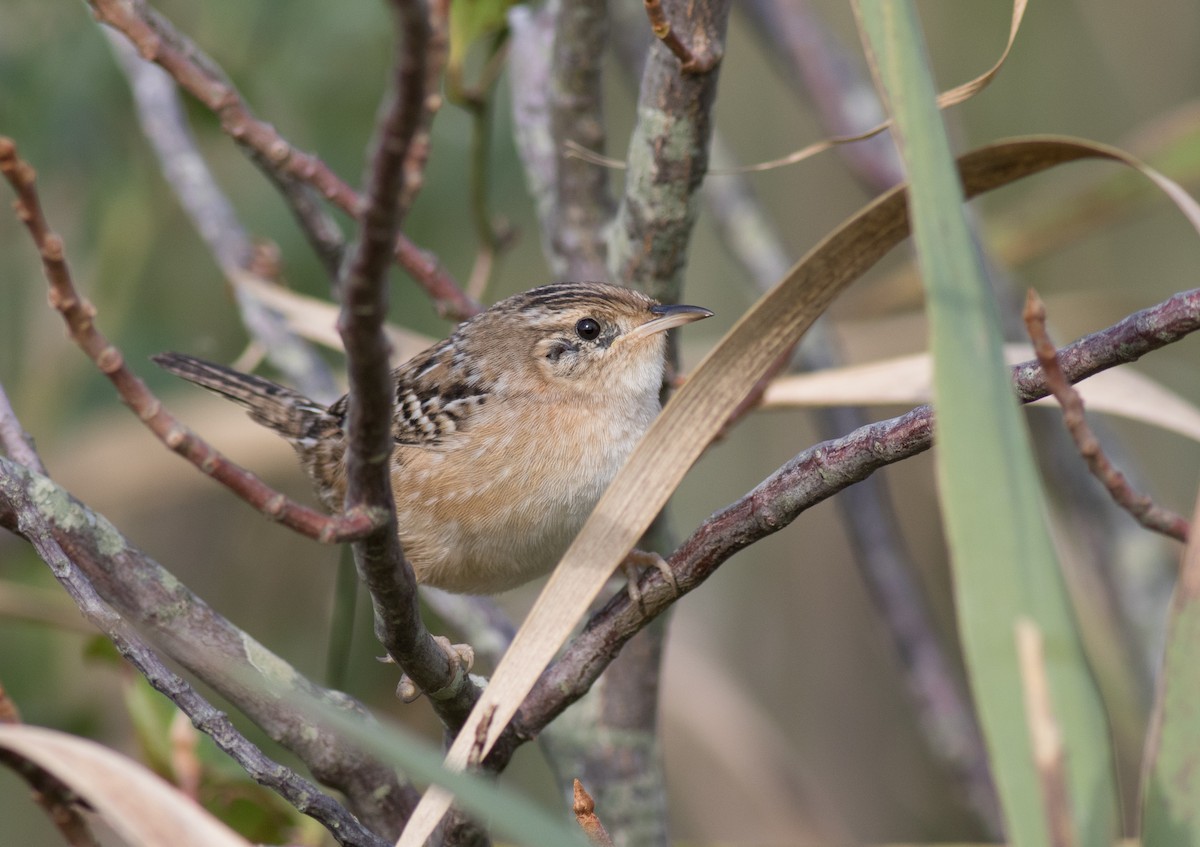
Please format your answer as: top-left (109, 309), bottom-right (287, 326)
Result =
top-left (336, 0), bottom-right (480, 725)
top-left (509, 0), bottom-right (614, 282)
top-left (1024, 289), bottom-right (1189, 542)
top-left (552, 0), bottom-right (616, 280)
top-left (608, 0), bottom-right (731, 304)
top-left (0, 137), bottom-right (375, 544)
top-left (0, 457), bottom-right (416, 840)
top-left (0, 457), bottom-right (389, 847)
top-left (87, 0), bottom-right (480, 321)
top-left (643, 0), bottom-right (721, 73)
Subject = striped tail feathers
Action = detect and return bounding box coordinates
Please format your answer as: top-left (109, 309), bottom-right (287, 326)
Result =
top-left (152, 352), bottom-right (338, 442)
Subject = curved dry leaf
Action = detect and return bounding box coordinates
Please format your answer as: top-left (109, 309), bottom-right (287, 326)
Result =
top-left (761, 344), bottom-right (1200, 443)
top-left (0, 724), bottom-right (251, 847)
top-left (564, 0), bottom-right (1027, 175)
top-left (397, 135), bottom-right (1200, 846)
top-left (714, 0), bottom-right (1028, 175)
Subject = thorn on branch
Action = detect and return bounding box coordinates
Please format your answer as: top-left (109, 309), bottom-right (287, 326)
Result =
top-left (643, 0), bottom-right (721, 74)
top-left (1023, 288), bottom-right (1190, 543)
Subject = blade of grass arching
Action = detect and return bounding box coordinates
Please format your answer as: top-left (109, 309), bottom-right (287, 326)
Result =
top-left (1141, 487), bottom-right (1200, 845)
top-left (854, 4), bottom-right (1118, 847)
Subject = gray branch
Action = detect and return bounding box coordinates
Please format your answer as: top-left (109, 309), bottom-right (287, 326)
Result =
top-left (607, 0), bottom-right (732, 304)
top-left (0, 441), bottom-right (415, 840)
top-left (0, 456), bottom-right (394, 847)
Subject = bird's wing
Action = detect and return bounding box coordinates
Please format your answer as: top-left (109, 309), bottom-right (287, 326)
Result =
top-left (328, 336), bottom-right (493, 451)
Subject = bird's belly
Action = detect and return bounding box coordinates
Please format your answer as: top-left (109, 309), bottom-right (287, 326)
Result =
top-left (393, 432), bottom-right (628, 594)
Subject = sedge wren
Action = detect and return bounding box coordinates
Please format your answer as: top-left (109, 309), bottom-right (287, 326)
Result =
top-left (154, 282), bottom-right (711, 594)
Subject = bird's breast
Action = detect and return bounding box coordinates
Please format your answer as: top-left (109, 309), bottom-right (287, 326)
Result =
top-left (392, 393), bottom-right (658, 593)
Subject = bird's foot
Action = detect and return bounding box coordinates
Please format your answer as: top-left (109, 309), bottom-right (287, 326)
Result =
top-left (391, 636), bottom-right (475, 703)
top-left (620, 548), bottom-right (680, 614)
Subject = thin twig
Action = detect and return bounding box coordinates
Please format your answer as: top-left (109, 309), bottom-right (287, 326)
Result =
top-left (1024, 289), bottom-right (1190, 542)
top-left (643, 0), bottom-right (721, 73)
top-left (487, 283), bottom-right (1200, 767)
top-left (87, 0), bottom-right (480, 321)
top-left (0, 137), bottom-right (375, 545)
top-left (336, 0), bottom-right (478, 724)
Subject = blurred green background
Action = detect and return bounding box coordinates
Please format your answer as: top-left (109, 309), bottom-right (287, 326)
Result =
top-left (2, 0), bottom-right (1200, 843)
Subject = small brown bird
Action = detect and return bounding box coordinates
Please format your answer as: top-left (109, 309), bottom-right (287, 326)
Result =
top-left (154, 282), bottom-right (711, 594)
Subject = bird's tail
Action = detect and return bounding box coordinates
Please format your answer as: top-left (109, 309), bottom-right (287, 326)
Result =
top-left (152, 352), bottom-right (336, 443)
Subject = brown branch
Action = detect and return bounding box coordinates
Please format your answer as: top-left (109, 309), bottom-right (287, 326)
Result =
top-left (0, 137), bottom-right (375, 544)
top-left (485, 283), bottom-right (1200, 768)
top-left (643, 0), bottom-right (721, 73)
top-left (335, 0), bottom-right (479, 726)
top-left (87, 0), bottom-right (480, 321)
top-left (1023, 289), bottom-right (1190, 542)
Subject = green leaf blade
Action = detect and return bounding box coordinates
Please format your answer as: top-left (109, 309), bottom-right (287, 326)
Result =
top-left (855, 4), bottom-right (1119, 846)
top-left (1142, 495), bottom-right (1200, 846)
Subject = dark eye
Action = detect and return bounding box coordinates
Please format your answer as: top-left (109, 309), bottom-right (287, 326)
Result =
top-left (575, 317), bottom-right (601, 341)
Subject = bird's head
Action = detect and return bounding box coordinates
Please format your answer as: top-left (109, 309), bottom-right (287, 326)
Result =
top-left (467, 282), bottom-right (712, 401)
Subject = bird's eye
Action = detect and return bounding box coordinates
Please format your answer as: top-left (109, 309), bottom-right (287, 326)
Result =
top-left (575, 317), bottom-right (601, 341)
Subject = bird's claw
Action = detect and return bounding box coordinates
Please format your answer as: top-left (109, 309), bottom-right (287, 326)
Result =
top-left (621, 549), bottom-right (679, 614)
top-left (394, 636), bottom-right (475, 703)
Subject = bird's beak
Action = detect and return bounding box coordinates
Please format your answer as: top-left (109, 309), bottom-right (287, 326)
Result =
top-left (622, 303), bottom-right (713, 343)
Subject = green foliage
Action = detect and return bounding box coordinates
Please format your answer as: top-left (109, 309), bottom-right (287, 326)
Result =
top-left (1142, 525), bottom-right (1200, 846)
top-left (856, 2), bottom-right (1118, 845)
